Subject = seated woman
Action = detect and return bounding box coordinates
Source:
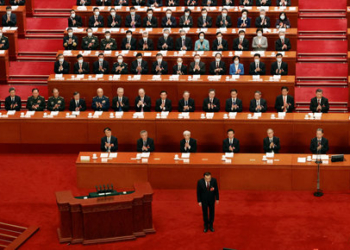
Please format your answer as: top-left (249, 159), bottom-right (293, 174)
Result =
top-left (194, 32), bottom-right (209, 51)
top-left (237, 9), bottom-right (251, 28)
top-left (229, 56), bottom-right (244, 75)
top-left (275, 12), bottom-right (290, 29)
top-left (252, 28), bottom-right (268, 51)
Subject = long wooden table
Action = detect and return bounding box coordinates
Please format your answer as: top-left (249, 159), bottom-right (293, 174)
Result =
top-left (76, 152), bottom-right (350, 192)
top-left (0, 6), bottom-right (26, 37)
top-left (1, 27), bottom-right (18, 60)
top-left (65, 27), bottom-right (297, 52)
top-left (0, 111), bottom-right (349, 154)
top-left (0, 50), bottom-right (9, 83)
top-left (58, 50), bottom-right (296, 74)
top-left (73, 6), bottom-right (298, 28)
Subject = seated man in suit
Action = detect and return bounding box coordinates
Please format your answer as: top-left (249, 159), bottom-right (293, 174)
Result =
top-left (223, 129), bottom-right (240, 153)
top-left (310, 128), bottom-right (329, 154)
top-left (147, 0), bottom-right (162, 7)
top-left (216, 8), bottom-right (232, 28)
top-left (63, 28), bottom-right (78, 50)
top-left (54, 54), bottom-right (69, 74)
top-left (275, 86), bottom-right (294, 113)
top-left (249, 90), bottom-right (267, 112)
top-left (112, 87), bottom-right (129, 112)
top-left (121, 30), bottom-right (137, 50)
top-left (138, 31), bottom-right (154, 50)
top-left (197, 8), bottom-right (213, 28)
top-left (81, 28), bottom-right (99, 50)
top-left (225, 89), bottom-right (243, 112)
top-left (310, 89), bottom-right (329, 113)
top-left (166, 0), bottom-right (179, 6)
top-left (26, 88), bottom-right (45, 111)
top-left (92, 88), bottom-right (110, 111)
top-left (10, 0), bottom-right (25, 4)
top-left (112, 55), bottom-right (128, 74)
top-left (107, 8), bottom-right (122, 27)
top-left (47, 88), bottom-right (65, 112)
top-left (203, 89), bottom-right (220, 112)
top-left (249, 53), bottom-right (266, 75)
top-left (189, 54), bottom-right (206, 75)
top-left (237, 9), bottom-right (250, 28)
top-left (125, 7), bottom-right (141, 28)
top-left (275, 30), bottom-right (291, 51)
top-left (239, 0), bottom-right (252, 5)
top-left (202, 0), bottom-right (217, 6)
top-left (131, 53), bottom-right (148, 74)
top-left (162, 9), bottom-right (177, 28)
top-left (89, 7), bottom-right (104, 27)
top-left (137, 130), bottom-right (155, 152)
top-left (73, 54), bottom-right (90, 74)
top-left (180, 130), bottom-right (197, 152)
top-left (185, 0), bottom-right (198, 5)
top-left (233, 30), bottom-right (249, 51)
top-left (229, 56), bottom-right (244, 75)
top-left (178, 91), bottom-right (195, 112)
top-left (96, 0), bottom-right (112, 6)
top-left (209, 53), bottom-right (226, 75)
top-left (256, 0), bottom-right (271, 6)
top-left (5, 87), bottom-right (21, 111)
top-left (100, 31), bottom-right (117, 50)
top-left (93, 53), bottom-right (110, 74)
top-left (173, 57), bottom-right (187, 75)
top-left (263, 128), bottom-right (280, 153)
top-left (158, 28), bottom-right (174, 50)
top-left (152, 53), bottom-right (168, 75)
top-left (77, 0), bottom-right (91, 5)
top-left (114, 0), bottom-right (129, 6)
top-left (277, 0), bottom-right (290, 6)
top-left (101, 127), bottom-right (118, 152)
top-left (271, 53), bottom-right (288, 75)
top-left (212, 32), bottom-right (228, 51)
top-left (179, 9), bottom-right (193, 28)
top-left (255, 9), bottom-right (270, 28)
top-left (133, 0), bottom-right (146, 5)
top-left (175, 29), bottom-right (193, 51)
top-left (135, 88), bottom-right (151, 112)
top-left (69, 91), bottom-right (86, 111)
top-left (222, 0), bottom-right (234, 6)
top-left (2, 6), bottom-right (17, 27)
top-left (68, 9), bottom-right (82, 27)
top-left (143, 8), bottom-right (158, 27)
top-left (155, 90), bottom-right (172, 112)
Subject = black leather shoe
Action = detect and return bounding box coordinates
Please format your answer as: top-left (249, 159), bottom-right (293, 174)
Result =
top-left (203, 227), bottom-right (208, 233)
top-left (209, 226), bottom-right (214, 232)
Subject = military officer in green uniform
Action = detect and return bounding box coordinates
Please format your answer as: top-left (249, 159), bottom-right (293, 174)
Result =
top-left (47, 88), bottom-right (65, 111)
top-left (26, 88), bottom-right (46, 111)
top-left (92, 88), bottom-right (110, 111)
top-left (82, 28), bottom-right (99, 50)
top-left (0, 31), bottom-right (9, 50)
top-left (100, 31), bottom-right (117, 50)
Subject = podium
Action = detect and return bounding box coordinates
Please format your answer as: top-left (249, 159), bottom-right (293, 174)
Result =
top-left (56, 182), bottom-right (155, 245)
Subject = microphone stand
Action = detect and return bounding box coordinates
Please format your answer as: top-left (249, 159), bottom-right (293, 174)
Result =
top-left (314, 146), bottom-right (323, 197)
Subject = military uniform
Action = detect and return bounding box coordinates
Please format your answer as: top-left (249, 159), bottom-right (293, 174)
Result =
top-left (82, 35), bottom-right (99, 50)
top-left (0, 35), bottom-right (9, 50)
top-left (100, 38), bottom-right (117, 50)
top-left (26, 95), bottom-right (46, 111)
top-left (47, 96), bottom-right (65, 111)
top-left (111, 62), bottom-right (128, 74)
top-left (63, 35), bottom-right (78, 50)
top-left (92, 95), bottom-right (110, 111)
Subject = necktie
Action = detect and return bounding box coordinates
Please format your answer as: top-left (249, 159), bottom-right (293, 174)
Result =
top-left (256, 63), bottom-right (259, 69)
top-left (318, 99), bottom-right (321, 112)
top-left (206, 181), bottom-right (210, 190)
top-left (230, 139), bottom-right (233, 145)
top-left (132, 16), bottom-right (135, 28)
top-left (138, 61), bottom-right (141, 74)
top-left (278, 63), bottom-right (281, 70)
top-left (283, 96), bottom-right (287, 112)
top-left (76, 100), bottom-right (79, 107)
top-left (216, 62), bottom-right (219, 68)
top-left (239, 39), bottom-right (242, 45)
top-left (118, 98), bottom-right (122, 111)
top-left (143, 140), bottom-right (147, 146)
top-left (185, 100), bottom-right (188, 106)
top-left (182, 39), bottom-right (185, 46)
top-left (11, 97), bottom-right (14, 102)
top-left (141, 98), bottom-right (144, 112)
top-left (257, 100), bottom-right (260, 107)
top-left (281, 39), bottom-right (284, 44)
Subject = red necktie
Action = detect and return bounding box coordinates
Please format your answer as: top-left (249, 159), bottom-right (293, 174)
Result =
top-left (206, 182), bottom-right (210, 190)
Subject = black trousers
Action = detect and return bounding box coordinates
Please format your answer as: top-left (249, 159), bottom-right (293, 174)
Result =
top-left (202, 202), bottom-right (215, 226)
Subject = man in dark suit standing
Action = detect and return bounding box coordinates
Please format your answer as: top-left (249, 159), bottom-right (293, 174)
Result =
top-left (173, 57), bottom-right (187, 75)
top-left (143, 8), bottom-right (158, 27)
top-left (121, 30), bottom-right (137, 50)
top-left (175, 30), bottom-right (193, 51)
top-left (68, 10), bottom-right (82, 27)
top-left (209, 53), bottom-right (226, 75)
top-left (135, 88), bottom-right (151, 112)
top-left (131, 53), bottom-right (148, 74)
top-left (249, 54), bottom-right (266, 75)
top-left (138, 31), bottom-right (154, 50)
top-left (189, 54), bottom-right (206, 75)
top-left (233, 30), bottom-right (249, 51)
top-left (249, 90), bottom-right (267, 112)
top-left (112, 87), bottom-right (129, 112)
top-left (203, 89), bottom-right (220, 112)
top-left (197, 172), bottom-right (219, 233)
top-left (137, 130), bottom-right (155, 152)
top-left (275, 86), bottom-right (294, 112)
top-left (2, 7), bottom-right (17, 27)
top-left (93, 53), bottom-right (110, 74)
top-left (275, 30), bottom-right (291, 51)
top-left (155, 91), bottom-right (172, 112)
top-left (263, 128), bottom-right (280, 153)
top-left (271, 53), bottom-right (288, 75)
top-left (225, 89), bottom-right (243, 112)
top-left (89, 7), bottom-right (104, 27)
top-left (310, 89), bottom-right (329, 113)
top-left (310, 128), bottom-right (329, 154)
top-left (69, 92), bottom-right (86, 111)
top-left (4, 87), bottom-right (21, 111)
top-left (223, 129), bottom-right (240, 153)
top-left (157, 29), bottom-right (174, 50)
top-left (211, 32), bottom-right (228, 51)
top-left (178, 91), bottom-right (195, 112)
top-left (101, 127), bottom-right (118, 152)
top-left (180, 130), bottom-right (197, 152)
top-left (73, 54), bottom-right (90, 74)
top-left (152, 53), bottom-right (168, 75)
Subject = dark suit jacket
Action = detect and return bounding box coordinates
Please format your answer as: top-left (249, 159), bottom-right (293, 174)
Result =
top-left (131, 60), bottom-right (148, 74)
top-left (277, 0), bottom-right (290, 6)
top-left (310, 97), bottom-right (329, 113)
top-left (93, 60), bottom-right (110, 74)
top-left (96, 0), bottom-right (112, 5)
top-left (69, 99), bottom-right (87, 111)
top-left (101, 136), bottom-right (118, 152)
top-left (255, 16), bottom-right (271, 28)
top-left (175, 37), bottom-right (193, 50)
top-left (112, 96), bottom-right (129, 111)
top-left (222, 0), bottom-right (234, 5)
top-left (202, 0), bottom-right (217, 5)
top-left (216, 15), bottom-right (232, 27)
top-left (88, 15), bottom-right (104, 27)
top-left (203, 97), bottom-right (220, 112)
top-left (152, 61), bottom-right (168, 75)
top-left (239, 0), bottom-right (252, 4)
top-left (161, 16), bottom-right (177, 27)
top-left (68, 15), bottom-right (83, 27)
top-left (155, 98), bottom-right (172, 111)
top-left (189, 61), bottom-right (206, 75)
top-left (135, 95), bottom-right (151, 112)
top-left (165, 0), bottom-right (179, 5)
top-left (147, 0), bottom-right (162, 6)
top-left (138, 38), bottom-right (154, 50)
top-left (185, 0), bottom-right (198, 5)
top-left (270, 61), bottom-right (288, 75)
top-left (125, 14), bottom-right (141, 27)
top-left (157, 36), bottom-right (174, 50)
top-left (197, 178), bottom-right (219, 204)
top-left (180, 138), bottom-right (197, 152)
top-left (233, 37), bottom-right (249, 51)
top-left (225, 98), bottom-right (243, 112)
top-left (173, 64), bottom-right (187, 75)
top-left (249, 98), bottom-right (267, 112)
top-left (142, 16), bottom-right (158, 27)
top-left (275, 38), bottom-right (291, 51)
top-left (107, 15), bottom-right (122, 27)
top-left (310, 137), bottom-right (329, 154)
top-left (237, 17), bottom-right (251, 28)
top-left (114, 0), bottom-right (129, 5)
top-left (121, 37), bottom-right (137, 50)
top-left (2, 13), bottom-right (17, 26)
top-left (223, 138), bottom-right (240, 153)
top-left (197, 16), bottom-right (213, 28)
top-left (5, 96), bottom-right (21, 111)
top-left (256, 0), bottom-right (271, 5)
top-left (73, 62), bottom-right (90, 74)
top-left (132, 0), bottom-right (146, 5)
top-left (10, 0), bottom-right (25, 4)
top-left (76, 0), bottom-right (91, 5)
top-left (54, 61), bottom-right (70, 74)
top-left (249, 62), bottom-right (266, 75)
top-left (111, 62), bottom-right (128, 74)
top-left (137, 138), bottom-right (155, 152)
top-left (179, 16), bottom-right (193, 27)
top-left (263, 136), bottom-right (280, 153)
top-left (274, 95), bottom-right (294, 113)
top-left (63, 35), bottom-right (78, 50)
top-left (211, 38), bottom-right (228, 51)
top-left (178, 98), bottom-right (195, 112)
top-left (209, 61), bottom-right (226, 75)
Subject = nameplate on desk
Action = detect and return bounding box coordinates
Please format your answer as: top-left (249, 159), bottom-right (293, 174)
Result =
top-left (141, 152), bottom-right (150, 158)
top-left (100, 153), bottom-right (109, 158)
top-left (72, 111), bottom-right (80, 116)
top-left (7, 110), bottom-right (16, 115)
top-left (252, 75), bottom-right (261, 81)
top-left (26, 111), bottom-right (35, 116)
top-left (109, 153), bottom-right (118, 158)
top-left (258, 6), bottom-right (269, 11)
top-left (181, 153), bottom-right (190, 158)
top-left (312, 155), bottom-right (329, 160)
top-left (297, 157), bottom-right (306, 163)
top-left (141, 158), bottom-right (148, 163)
top-left (80, 156), bottom-right (90, 161)
top-left (94, 111), bottom-right (103, 116)
top-left (225, 152), bottom-right (234, 158)
top-left (51, 111), bottom-right (59, 116)
top-left (266, 152), bottom-right (274, 158)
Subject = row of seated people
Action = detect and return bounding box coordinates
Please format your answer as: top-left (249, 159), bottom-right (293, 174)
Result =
top-left (69, 8), bottom-right (291, 29)
top-left (1, 6), bottom-right (17, 27)
top-left (64, 28), bottom-right (291, 51)
top-left (100, 127), bottom-right (328, 154)
top-left (76, 0), bottom-right (292, 6)
top-left (54, 52), bottom-right (289, 75)
top-left (3, 87), bottom-right (329, 114)
top-left (0, 0), bottom-right (25, 5)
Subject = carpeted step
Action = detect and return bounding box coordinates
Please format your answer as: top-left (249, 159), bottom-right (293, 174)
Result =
top-left (298, 19), bottom-right (347, 36)
top-left (26, 18), bottom-right (68, 31)
top-left (297, 40), bottom-right (348, 54)
top-left (299, 0), bottom-right (346, 11)
top-left (18, 39), bottom-right (63, 53)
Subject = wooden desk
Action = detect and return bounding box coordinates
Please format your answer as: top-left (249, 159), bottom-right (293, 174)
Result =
top-left (1, 27), bottom-right (18, 60)
top-left (57, 50), bottom-right (296, 75)
top-left (73, 6), bottom-right (298, 28)
top-left (76, 152), bottom-right (350, 191)
top-left (4, 0), bottom-right (33, 17)
top-left (64, 27), bottom-right (297, 52)
top-left (0, 111), bottom-right (349, 154)
top-left (0, 6), bottom-right (26, 37)
top-left (0, 50), bottom-right (9, 83)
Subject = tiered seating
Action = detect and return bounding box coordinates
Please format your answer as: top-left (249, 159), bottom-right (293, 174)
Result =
top-left (0, 221), bottom-right (38, 250)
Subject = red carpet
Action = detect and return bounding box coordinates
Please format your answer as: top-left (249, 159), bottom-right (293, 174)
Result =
top-left (299, 0), bottom-right (346, 10)
top-left (1, 154), bottom-right (350, 250)
top-left (297, 40), bottom-right (348, 54)
top-left (295, 87), bottom-right (349, 103)
top-left (18, 39), bottom-right (63, 53)
top-left (298, 19), bottom-right (347, 32)
top-left (9, 62), bottom-right (53, 76)
top-left (33, 1), bottom-right (76, 10)
top-left (26, 18), bottom-right (68, 31)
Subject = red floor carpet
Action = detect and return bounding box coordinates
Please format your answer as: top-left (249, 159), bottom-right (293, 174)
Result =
top-left (18, 39), bottom-right (63, 53)
top-left (1, 154), bottom-right (350, 250)
top-left (26, 18), bottom-right (68, 31)
top-left (9, 62), bottom-right (54, 76)
top-left (34, 0), bottom-right (76, 9)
